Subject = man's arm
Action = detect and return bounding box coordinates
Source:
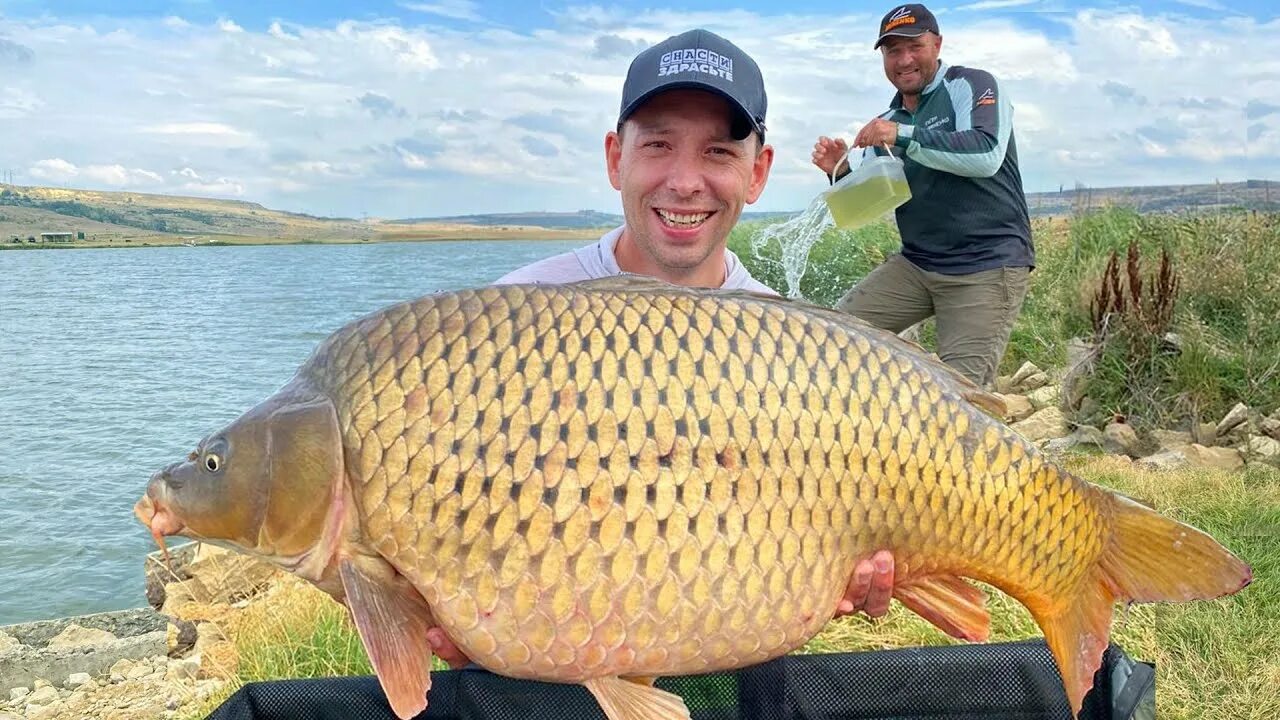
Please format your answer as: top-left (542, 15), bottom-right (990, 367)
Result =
top-left (897, 68), bottom-right (1012, 178)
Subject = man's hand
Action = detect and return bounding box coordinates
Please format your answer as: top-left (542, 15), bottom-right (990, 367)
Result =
top-left (853, 119), bottom-right (899, 150)
top-left (427, 627), bottom-right (471, 669)
top-left (811, 135), bottom-right (851, 177)
top-left (835, 550), bottom-right (895, 618)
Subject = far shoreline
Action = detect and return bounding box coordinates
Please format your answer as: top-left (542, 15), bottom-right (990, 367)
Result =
top-left (1, 228), bottom-right (606, 250)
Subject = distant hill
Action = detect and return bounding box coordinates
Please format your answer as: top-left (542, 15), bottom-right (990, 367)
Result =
top-left (0, 185), bottom-right (598, 247)
top-left (399, 180), bottom-right (1279, 229)
top-left (2, 179), bottom-right (1275, 247)
top-left (390, 210), bottom-right (624, 229)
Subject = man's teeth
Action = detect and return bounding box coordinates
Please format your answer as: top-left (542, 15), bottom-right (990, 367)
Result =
top-left (657, 209), bottom-right (710, 226)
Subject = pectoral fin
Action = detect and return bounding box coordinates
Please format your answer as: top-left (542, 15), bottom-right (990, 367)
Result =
top-left (893, 573), bottom-right (991, 642)
top-left (339, 556), bottom-right (436, 720)
top-left (583, 676), bottom-right (691, 720)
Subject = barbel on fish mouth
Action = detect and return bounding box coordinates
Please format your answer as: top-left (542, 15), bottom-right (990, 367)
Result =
top-left (135, 275), bottom-right (1251, 720)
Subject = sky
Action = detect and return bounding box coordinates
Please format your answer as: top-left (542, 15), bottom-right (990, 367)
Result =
top-left (0, 0), bottom-right (1276, 218)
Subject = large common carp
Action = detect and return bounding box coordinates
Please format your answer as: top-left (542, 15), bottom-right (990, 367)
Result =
top-left (135, 277), bottom-right (1250, 720)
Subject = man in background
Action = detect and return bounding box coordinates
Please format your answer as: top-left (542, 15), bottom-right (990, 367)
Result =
top-left (812, 3), bottom-right (1034, 389)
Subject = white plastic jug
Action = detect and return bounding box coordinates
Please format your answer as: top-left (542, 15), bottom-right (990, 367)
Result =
top-left (822, 148), bottom-right (912, 230)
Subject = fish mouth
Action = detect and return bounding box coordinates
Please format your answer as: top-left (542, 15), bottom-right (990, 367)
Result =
top-left (135, 491), bottom-right (186, 564)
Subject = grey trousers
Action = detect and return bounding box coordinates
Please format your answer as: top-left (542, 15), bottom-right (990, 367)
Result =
top-left (836, 254), bottom-right (1030, 389)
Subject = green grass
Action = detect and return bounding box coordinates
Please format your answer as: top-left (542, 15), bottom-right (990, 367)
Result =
top-left (731, 208), bottom-right (1280, 430)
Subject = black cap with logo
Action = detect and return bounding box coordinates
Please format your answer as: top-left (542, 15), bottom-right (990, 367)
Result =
top-left (617, 28), bottom-right (767, 141)
top-left (874, 4), bottom-right (940, 49)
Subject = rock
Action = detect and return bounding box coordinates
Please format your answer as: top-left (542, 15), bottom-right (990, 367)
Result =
top-left (998, 393), bottom-right (1035, 422)
top-left (0, 631), bottom-right (19, 655)
top-left (108, 659), bottom-right (135, 679)
top-left (165, 657), bottom-right (201, 682)
top-left (995, 375), bottom-right (1015, 394)
top-left (161, 578), bottom-right (213, 616)
top-left (1260, 416), bottom-right (1280, 441)
top-left (24, 686), bottom-right (58, 707)
top-left (144, 542), bottom-right (199, 611)
top-left (31, 679), bottom-right (50, 691)
top-left (184, 547), bottom-right (281, 606)
top-left (1217, 402), bottom-right (1251, 437)
top-left (1060, 337), bottom-right (1099, 410)
top-left (1136, 449), bottom-right (1189, 471)
top-left (193, 623), bottom-right (227, 655)
top-left (1042, 436), bottom-right (1075, 456)
top-left (1181, 444), bottom-right (1244, 470)
top-left (7, 688), bottom-right (28, 702)
top-left (1071, 425), bottom-right (1107, 449)
top-left (64, 673), bottom-right (91, 689)
top-left (46, 624), bottom-right (118, 649)
top-left (1018, 372), bottom-right (1050, 393)
top-left (1042, 425), bottom-right (1106, 457)
top-left (1103, 422), bottom-right (1141, 456)
top-left (1010, 361), bottom-right (1043, 389)
top-left (1192, 422), bottom-right (1218, 447)
top-left (1150, 429), bottom-right (1194, 451)
top-left (1027, 385), bottom-right (1060, 411)
top-left (1243, 435), bottom-right (1280, 466)
top-left (166, 620), bottom-right (198, 657)
top-left (125, 663), bottom-right (151, 680)
top-left (1011, 407), bottom-right (1069, 442)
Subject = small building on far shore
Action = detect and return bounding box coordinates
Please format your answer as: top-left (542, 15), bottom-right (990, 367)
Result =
top-left (39, 232), bottom-right (74, 243)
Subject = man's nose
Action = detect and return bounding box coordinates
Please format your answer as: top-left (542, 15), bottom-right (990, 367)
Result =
top-left (666, 150), bottom-right (706, 196)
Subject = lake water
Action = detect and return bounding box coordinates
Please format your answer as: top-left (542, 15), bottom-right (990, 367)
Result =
top-left (0, 240), bottom-right (585, 624)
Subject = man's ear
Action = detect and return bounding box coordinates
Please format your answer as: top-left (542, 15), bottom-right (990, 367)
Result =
top-left (605, 130), bottom-right (623, 191)
top-left (746, 142), bottom-right (774, 205)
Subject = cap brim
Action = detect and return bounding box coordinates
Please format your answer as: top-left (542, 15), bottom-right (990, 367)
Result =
top-left (619, 81), bottom-right (765, 140)
top-left (873, 28), bottom-right (929, 49)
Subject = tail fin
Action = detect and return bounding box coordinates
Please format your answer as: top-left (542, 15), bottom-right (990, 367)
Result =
top-left (1031, 495), bottom-right (1252, 717)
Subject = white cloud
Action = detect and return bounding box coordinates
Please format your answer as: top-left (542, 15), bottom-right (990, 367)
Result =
top-left (180, 178), bottom-right (246, 196)
top-left (28, 159), bottom-right (163, 187)
top-left (400, 0), bottom-right (484, 22)
top-left (0, 8), bottom-right (1273, 216)
top-left (142, 122), bottom-right (249, 137)
top-left (957, 0), bottom-right (1040, 10)
top-left (0, 86), bottom-right (43, 118)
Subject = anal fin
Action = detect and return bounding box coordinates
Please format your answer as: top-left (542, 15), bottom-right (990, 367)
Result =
top-left (339, 556), bottom-right (436, 720)
top-left (894, 574), bottom-right (991, 642)
top-left (584, 676), bottom-right (691, 720)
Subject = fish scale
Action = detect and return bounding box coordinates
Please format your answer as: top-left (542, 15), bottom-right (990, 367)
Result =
top-left (316, 281), bottom-right (1084, 679)
top-left (138, 276), bottom-right (1251, 720)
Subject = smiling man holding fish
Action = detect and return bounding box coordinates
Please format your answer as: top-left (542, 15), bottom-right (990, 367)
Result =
top-left (452, 27), bottom-right (899, 670)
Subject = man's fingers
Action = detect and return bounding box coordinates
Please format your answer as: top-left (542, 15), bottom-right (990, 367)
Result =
top-left (841, 560), bottom-right (874, 615)
top-left (427, 627), bottom-right (471, 669)
top-left (863, 550), bottom-right (896, 618)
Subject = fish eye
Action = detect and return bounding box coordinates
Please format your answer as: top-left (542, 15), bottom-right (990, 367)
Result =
top-left (204, 453), bottom-right (222, 473)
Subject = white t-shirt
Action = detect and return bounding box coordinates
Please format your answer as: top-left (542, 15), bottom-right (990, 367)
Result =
top-left (494, 225), bottom-right (778, 296)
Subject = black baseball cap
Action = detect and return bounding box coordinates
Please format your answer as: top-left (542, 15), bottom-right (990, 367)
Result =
top-left (617, 28), bottom-right (767, 141)
top-left (874, 4), bottom-right (941, 49)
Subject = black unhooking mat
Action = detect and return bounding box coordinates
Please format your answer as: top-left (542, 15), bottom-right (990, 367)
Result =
top-left (206, 639), bottom-right (1155, 719)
